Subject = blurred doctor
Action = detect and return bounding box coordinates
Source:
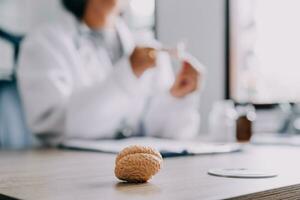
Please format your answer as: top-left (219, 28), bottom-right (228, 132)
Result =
top-left (17, 0), bottom-right (204, 145)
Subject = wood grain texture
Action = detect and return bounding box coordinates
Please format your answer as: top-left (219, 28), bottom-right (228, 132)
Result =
top-left (229, 184), bottom-right (300, 200)
top-left (1, 145), bottom-right (300, 200)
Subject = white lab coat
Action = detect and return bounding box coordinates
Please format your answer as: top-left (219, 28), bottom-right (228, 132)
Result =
top-left (17, 11), bottom-right (202, 144)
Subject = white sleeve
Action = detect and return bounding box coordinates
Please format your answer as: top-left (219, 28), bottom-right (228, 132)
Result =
top-left (17, 34), bottom-right (140, 143)
top-left (66, 58), bottom-right (140, 139)
top-left (144, 91), bottom-right (201, 140)
top-left (143, 53), bottom-right (204, 140)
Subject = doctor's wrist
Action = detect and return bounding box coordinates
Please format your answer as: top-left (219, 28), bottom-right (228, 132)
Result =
top-left (130, 47), bottom-right (157, 78)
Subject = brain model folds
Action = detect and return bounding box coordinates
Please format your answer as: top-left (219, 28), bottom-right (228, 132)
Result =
top-left (115, 145), bottom-right (163, 183)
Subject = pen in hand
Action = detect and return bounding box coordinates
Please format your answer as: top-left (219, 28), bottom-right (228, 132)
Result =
top-left (156, 42), bottom-right (204, 74)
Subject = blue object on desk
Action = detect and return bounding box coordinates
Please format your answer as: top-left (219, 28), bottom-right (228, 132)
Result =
top-left (0, 28), bottom-right (38, 149)
top-left (160, 150), bottom-right (190, 158)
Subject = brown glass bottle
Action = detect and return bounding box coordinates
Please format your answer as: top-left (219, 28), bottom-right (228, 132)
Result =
top-left (236, 115), bottom-right (252, 142)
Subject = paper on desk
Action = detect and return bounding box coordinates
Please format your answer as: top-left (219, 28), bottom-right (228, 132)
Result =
top-left (60, 137), bottom-right (242, 156)
top-left (251, 133), bottom-right (300, 146)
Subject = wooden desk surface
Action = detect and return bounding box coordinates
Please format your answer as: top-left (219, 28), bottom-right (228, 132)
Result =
top-left (1, 145), bottom-right (300, 200)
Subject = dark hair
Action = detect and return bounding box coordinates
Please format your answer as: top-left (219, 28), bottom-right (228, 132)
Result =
top-left (61, 0), bottom-right (88, 19)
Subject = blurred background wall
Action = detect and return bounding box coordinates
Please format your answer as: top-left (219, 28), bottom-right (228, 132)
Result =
top-left (157, 0), bottom-right (226, 133)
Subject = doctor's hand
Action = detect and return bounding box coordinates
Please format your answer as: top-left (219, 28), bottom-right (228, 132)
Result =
top-left (170, 61), bottom-right (201, 98)
top-left (130, 47), bottom-right (157, 78)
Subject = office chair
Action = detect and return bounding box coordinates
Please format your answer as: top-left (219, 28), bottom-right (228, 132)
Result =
top-left (0, 29), bottom-right (38, 149)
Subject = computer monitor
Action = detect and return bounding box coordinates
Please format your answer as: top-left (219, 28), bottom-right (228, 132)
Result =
top-left (226, 0), bottom-right (300, 104)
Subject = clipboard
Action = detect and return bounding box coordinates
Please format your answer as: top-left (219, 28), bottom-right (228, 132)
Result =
top-left (59, 137), bottom-right (242, 158)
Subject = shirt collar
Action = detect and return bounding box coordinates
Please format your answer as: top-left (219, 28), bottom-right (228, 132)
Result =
top-left (77, 22), bottom-right (92, 36)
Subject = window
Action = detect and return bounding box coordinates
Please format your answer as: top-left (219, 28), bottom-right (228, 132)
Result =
top-left (228, 0), bottom-right (300, 104)
top-left (123, 0), bottom-right (156, 31)
top-left (0, 0), bottom-right (64, 79)
top-left (122, 0), bottom-right (156, 40)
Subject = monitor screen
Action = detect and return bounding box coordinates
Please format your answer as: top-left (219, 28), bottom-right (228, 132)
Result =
top-left (228, 0), bottom-right (300, 104)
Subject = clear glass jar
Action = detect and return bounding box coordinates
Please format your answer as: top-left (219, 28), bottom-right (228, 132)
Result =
top-left (209, 100), bottom-right (238, 143)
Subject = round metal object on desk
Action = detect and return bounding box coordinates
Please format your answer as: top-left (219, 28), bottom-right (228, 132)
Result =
top-left (208, 168), bottom-right (278, 178)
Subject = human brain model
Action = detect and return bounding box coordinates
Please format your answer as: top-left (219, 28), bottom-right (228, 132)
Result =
top-left (115, 145), bottom-right (163, 183)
